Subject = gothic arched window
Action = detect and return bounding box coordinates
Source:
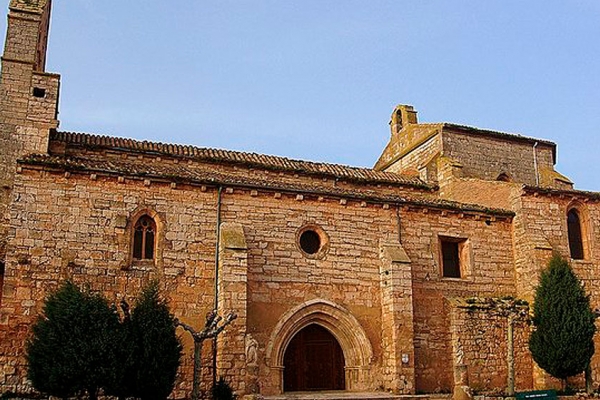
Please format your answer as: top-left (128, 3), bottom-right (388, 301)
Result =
top-left (567, 208), bottom-right (584, 260)
top-left (133, 215), bottom-right (156, 260)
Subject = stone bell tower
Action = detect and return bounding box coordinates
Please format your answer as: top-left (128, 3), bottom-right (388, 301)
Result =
top-left (0, 0), bottom-right (60, 257)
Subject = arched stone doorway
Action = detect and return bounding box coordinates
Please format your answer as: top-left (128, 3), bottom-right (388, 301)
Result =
top-left (265, 299), bottom-right (373, 394)
top-left (283, 324), bottom-right (345, 391)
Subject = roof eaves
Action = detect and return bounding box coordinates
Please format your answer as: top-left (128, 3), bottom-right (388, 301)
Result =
top-left (522, 185), bottom-right (600, 200)
top-left (18, 155), bottom-right (513, 218)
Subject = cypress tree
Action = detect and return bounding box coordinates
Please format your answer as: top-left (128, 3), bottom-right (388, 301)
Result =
top-left (130, 280), bottom-right (182, 400)
top-left (104, 299), bottom-right (137, 400)
top-left (26, 281), bottom-right (120, 400)
top-left (529, 254), bottom-right (596, 381)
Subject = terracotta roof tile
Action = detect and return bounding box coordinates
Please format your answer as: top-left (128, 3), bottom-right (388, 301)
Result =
top-left (50, 131), bottom-right (432, 189)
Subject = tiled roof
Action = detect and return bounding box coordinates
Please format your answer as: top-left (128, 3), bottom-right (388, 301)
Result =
top-left (50, 131), bottom-right (431, 189)
top-left (19, 154), bottom-right (514, 217)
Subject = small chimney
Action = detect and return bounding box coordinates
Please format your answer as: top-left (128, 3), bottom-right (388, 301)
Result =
top-left (389, 104), bottom-right (418, 135)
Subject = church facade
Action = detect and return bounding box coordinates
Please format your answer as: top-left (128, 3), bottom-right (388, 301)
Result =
top-left (1, 1), bottom-right (600, 398)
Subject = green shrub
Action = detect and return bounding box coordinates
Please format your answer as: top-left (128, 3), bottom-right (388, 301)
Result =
top-left (26, 281), bottom-right (120, 400)
top-left (27, 280), bottom-right (181, 400)
top-left (129, 280), bottom-right (182, 400)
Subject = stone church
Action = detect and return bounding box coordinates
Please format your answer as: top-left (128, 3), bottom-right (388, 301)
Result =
top-left (1, 1), bottom-right (599, 398)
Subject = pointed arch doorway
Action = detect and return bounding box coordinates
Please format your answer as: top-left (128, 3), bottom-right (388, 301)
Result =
top-left (283, 324), bottom-right (345, 391)
top-left (266, 299), bottom-right (374, 393)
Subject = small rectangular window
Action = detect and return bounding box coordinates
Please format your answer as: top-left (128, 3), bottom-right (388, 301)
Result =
top-left (33, 87), bottom-right (46, 98)
top-left (440, 236), bottom-right (468, 278)
top-left (442, 241), bottom-right (460, 278)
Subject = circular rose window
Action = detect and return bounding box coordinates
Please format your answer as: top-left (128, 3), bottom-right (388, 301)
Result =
top-left (296, 225), bottom-right (329, 259)
top-left (299, 230), bottom-right (321, 254)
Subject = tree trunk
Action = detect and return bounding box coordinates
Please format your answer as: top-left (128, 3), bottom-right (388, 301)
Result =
top-left (586, 364), bottom-right (593, 395)
top-left (192, 340), bottom-right (204, 400)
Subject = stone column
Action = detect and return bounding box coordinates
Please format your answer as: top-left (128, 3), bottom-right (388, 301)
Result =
top-left (217, 222), bottom-right (249, 395)
top-left (379, 242), bottom-right (415, 394)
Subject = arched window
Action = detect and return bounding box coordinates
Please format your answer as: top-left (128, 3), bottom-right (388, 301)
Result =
top-left (567, 209), bottom-right (584, 260)
top-left (133, 215), bottom-right (156, 260)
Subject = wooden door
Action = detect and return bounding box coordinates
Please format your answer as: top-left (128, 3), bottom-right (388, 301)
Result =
top-left (283, 324), bottom-right (345, 391)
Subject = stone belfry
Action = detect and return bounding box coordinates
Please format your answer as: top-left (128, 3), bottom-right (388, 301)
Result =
top-left (0, 0), bottom-right (60, 257)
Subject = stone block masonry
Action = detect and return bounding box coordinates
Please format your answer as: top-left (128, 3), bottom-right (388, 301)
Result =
top-left (2, 0), bottom-right (600, 396)
top-left (0, 158), bottom-right (517, 396)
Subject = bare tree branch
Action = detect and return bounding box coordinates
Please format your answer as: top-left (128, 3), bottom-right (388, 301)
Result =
top-left (175, 310), bottom-right (238, 400)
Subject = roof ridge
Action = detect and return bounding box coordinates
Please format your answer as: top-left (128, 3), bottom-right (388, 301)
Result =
top-left (53, 130), bottom-right (368, 170)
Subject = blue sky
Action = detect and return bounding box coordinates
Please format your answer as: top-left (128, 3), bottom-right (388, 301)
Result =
top-left (3, 1), bottom-right (600, 190)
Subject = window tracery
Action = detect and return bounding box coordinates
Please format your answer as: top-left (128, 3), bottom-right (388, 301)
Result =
top-left (133, 215), bottom-right (156, 261)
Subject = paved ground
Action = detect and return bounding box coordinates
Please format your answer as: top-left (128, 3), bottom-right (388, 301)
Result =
top-left (263, 391), bottom-right (452, 400)
top-left (263, 393), bottom-right (398, 400)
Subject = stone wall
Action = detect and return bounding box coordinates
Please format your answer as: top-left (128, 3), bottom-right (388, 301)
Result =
top-left (383, 134), bottom-right (441, 183)
top-left (0, 2), bottom-right (599, 396)
top-left (441, 130), bottom-right (555, 187)
top-left (379, 243), bottom-right (414, 394)
top-left (220, 186), bottom-right (399, 394)
top-left (404, 210), bottom-right (516, 393)
top-left (0, 168), bottom-right (218, 397)
top-left (449, 302), bottom-right (532, 394)
top-left (374, 123), bottom-right (441, 172)
top-left (0, 158), bottom-right (520, 397)
top-left (0, 0), bottom-right (59, 270)
top-left (512, 191), bottom-right (600, 301)
top-left (438, 175), bottom-right (521, 212)
top-left (512, 190), bottom-right (600, 389)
